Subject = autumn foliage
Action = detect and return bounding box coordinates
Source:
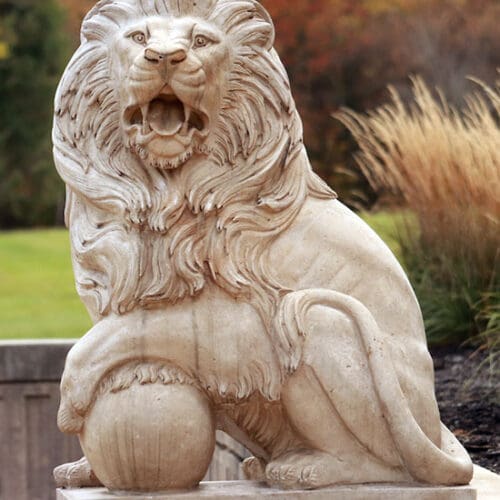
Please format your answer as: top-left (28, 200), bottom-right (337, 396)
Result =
top-left (261, 0), bottom-right (500, 203)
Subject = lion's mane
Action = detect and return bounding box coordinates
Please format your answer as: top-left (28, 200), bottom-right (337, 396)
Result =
top-left (53, 0), bottom-right (335, 325)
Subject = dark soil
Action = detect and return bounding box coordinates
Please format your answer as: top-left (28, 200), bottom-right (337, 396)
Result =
top-left (431, 345), bottom-right (500, 473)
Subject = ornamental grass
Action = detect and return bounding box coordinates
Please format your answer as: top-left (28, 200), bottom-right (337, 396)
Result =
top-left (336, 76), bottom-right (499, 353)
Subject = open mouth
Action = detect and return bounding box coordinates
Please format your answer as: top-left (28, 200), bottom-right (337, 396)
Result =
top-left (124, 91), bottom-right (208, 140)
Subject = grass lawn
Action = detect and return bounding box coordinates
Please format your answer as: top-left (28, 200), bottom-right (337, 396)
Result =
top-left (0, 229), bottom-right (92, 339)
top-left (0, 212), bottom-right (402, 340)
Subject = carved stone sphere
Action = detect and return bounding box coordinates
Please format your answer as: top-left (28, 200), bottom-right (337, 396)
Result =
top-left (79, 382), bottom-right (215, 492)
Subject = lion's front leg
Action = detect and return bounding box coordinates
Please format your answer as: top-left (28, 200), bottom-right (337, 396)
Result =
top-left (58, 307), bottom-right (194, 434)
top-left (58, 314), bottom-right (140, 434)
top-left (53, 456), bottom-right (103, 489)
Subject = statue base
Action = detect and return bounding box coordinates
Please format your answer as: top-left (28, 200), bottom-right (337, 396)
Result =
top-left (56, 480), bottom-right (477, 500)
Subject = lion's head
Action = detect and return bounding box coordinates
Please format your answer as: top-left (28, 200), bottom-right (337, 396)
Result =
top-left (115, 10), bottom-right (231, 170)
top-left (53, 0), bottom-right (334, 321)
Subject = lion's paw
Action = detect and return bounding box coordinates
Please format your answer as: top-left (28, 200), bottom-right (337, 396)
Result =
top-left (54, 457), bottom-right (102, 488)
top-left (242, 456), bottom-right (267, 481)
top-left (265, 450), bottom-right (336, 490)
top-left (57, 400), bottom-right (84, 434)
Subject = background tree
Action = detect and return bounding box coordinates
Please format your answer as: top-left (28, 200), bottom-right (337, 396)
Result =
top-left (0, 0), bottom-right (69, 227)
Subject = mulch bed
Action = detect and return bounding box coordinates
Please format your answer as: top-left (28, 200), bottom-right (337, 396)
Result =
top-left (431, 345), bottom-right (499, 473)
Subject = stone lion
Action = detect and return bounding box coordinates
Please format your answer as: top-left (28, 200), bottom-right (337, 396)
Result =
top-left (54, 0), bottom-right (473, 492)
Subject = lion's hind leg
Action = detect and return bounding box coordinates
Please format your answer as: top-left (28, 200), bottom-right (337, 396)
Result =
top-left (265, 449), bottom-right (351, 490)
top-left (265, 361), bottom-right (407, 489)
top-left (272, 360), bottom-right (409, 489)
top-left (242, 456), bottom-right (267, 481)
top-left (268, 289), bottom-right (412, 489)
top-left (272, 289), bottom-right (472, 488)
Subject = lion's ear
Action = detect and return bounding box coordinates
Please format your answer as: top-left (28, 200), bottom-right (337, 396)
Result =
top-left (251, 1), bottom-right (275, 51)
top-left (221, 0), bottom-right (275, 51)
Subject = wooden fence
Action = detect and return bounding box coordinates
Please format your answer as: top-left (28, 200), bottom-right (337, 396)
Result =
top-left (0, 340), bottom-right (247, 500)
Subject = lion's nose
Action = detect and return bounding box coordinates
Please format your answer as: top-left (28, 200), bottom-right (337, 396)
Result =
top-left (144, 47), bottom-right (187, 66)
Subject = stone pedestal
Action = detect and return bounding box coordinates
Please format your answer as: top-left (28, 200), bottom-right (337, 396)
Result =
top-left (56, 465), bottom-right (500, 500)
top-left (56, 480), bottom-right (477, 500)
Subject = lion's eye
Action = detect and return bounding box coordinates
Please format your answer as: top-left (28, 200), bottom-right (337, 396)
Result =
top-left (193, 35), bottom-right (209, 48)
top-left (131, 32), bottom-right (147, 45)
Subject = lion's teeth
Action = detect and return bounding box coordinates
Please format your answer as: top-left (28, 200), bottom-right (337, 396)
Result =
top-left (141, 104), bottom-right (150, 134)
top-left (182, 106), bottom-right (192, 134)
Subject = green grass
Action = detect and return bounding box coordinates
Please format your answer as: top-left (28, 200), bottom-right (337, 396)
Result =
top-left (0, 229), bottom-right (91, 339)
top-left (0, 214), bottom-right (401, 340)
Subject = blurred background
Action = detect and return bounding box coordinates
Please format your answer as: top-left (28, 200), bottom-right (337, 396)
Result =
top-left (0, 0), bottom-right (498, 350)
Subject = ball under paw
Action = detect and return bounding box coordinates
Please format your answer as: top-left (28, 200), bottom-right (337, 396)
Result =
top-left (79, 380), bottom-right (215, 492)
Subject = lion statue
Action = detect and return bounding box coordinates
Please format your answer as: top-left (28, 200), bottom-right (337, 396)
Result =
top-left (54, 0), bottom-right (473, 492)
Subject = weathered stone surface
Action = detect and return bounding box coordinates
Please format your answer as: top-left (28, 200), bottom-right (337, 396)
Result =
top-left (56, 465), bottom-right (500, 499)
top-left (469, 466), bottom-right (500, 500)
top-left (56, 481), bottom-right (477, 500)
top-left (53, 0), bottom-right (473, 493)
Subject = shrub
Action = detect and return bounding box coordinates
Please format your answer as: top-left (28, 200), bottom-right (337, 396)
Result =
top-left (336, 76), bottom-right (499, 348)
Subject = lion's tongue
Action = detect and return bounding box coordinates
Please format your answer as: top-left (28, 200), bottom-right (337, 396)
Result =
top-left (147, 99), bottom-right (184, 136)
